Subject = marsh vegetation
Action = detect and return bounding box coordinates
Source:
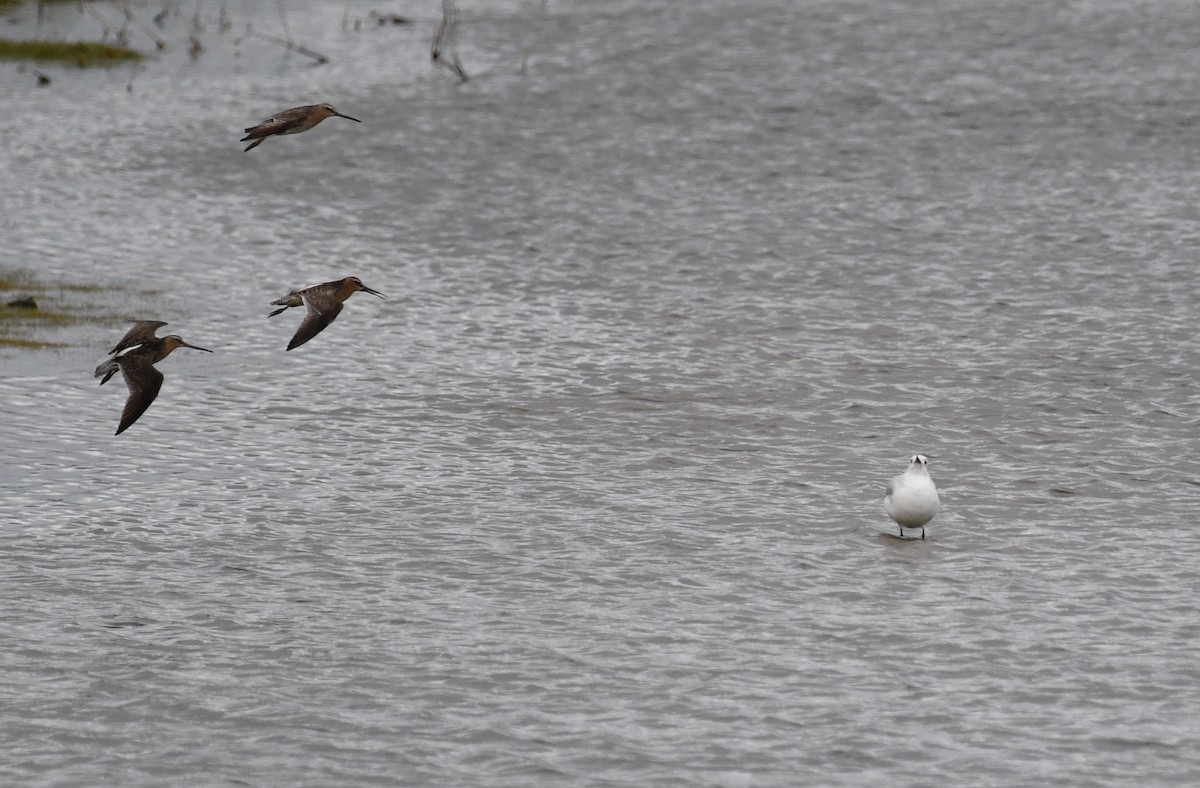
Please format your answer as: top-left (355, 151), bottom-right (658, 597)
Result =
top-left (0, 38), bottom-right (140, 66)
top-left (0, 272), bottom-right (118, 349)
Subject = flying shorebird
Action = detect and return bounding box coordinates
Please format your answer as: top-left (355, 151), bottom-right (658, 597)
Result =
top-left (96, 320), bottom-right (169, 384)
top-left (240, 103), bottom-right (361, 151)
top-left (884, 454), bottom-right (940, 540)
top-left (94, 331), bottom-right (213, 435)
top-left (268, 276), bottom-right (385, 351)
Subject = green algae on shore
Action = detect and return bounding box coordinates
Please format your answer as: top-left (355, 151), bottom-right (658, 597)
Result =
top-left (0, 39), bottom-right (142, 66)
top-left (0, 303), bottom-right (70, 347)
top-left (0, 273), bottom-right (112, 349)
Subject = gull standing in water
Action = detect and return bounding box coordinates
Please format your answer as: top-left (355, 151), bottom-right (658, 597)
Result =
top-left (94, 326), bottom-right (213, 435)
top-left (884, 454), bottom-right (940, 540)
top-left (240, 103), bottom-right (361, 151)
top-left (268, 276), bottom-right (385, 351)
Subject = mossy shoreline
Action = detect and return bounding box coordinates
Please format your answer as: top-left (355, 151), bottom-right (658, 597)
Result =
top-left (0, 39), bottom-right (141, 67)
top-left (0, 272), bottom-right (112, 349)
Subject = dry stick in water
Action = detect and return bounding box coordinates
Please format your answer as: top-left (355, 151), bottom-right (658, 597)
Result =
top-left (126, 60), bottom-right (143, 93)
top-left (122, 4), bottom-right (167, 50)
top-left (83, 5), bottom-right (114, 42)
top-left (431, 0), bottom-right (468, 82)
top-left (244, 0), bottom-right (328, 63)
top-left (188, 0), bottom-right (204, 57)
top-left (243, 27), bottom-right (330, 64)
top-left (276, 0), bottom-right (294, 45)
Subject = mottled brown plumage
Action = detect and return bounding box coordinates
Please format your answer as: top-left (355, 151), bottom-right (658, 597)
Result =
top-left (108, 320), bottom-right (168, 356)
top-left (268, 277), bottom-right (385, 351)
top-left (95, 333), bottom-right (212, 435)
top-left (241, 103), bottom-right (361, 151)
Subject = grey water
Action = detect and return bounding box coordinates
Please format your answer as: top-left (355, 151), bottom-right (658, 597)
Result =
top-left (2, 0), bottom-right (1200, 784)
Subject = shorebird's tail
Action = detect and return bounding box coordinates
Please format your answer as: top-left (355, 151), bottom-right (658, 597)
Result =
top-left (94, 358), bottom-right (120, 385)
top-left (268, 293), bottom-right (303, 316)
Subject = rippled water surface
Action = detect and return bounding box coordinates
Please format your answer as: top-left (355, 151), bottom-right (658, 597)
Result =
top-left (3, 0), bottom-right (1200, 784)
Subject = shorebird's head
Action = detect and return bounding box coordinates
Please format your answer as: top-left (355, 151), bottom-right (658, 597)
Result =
top-left (319, 103), bottom-right (361, 123)
top-left (910, 454), bottom-right (929, 468)
top-left (345, 277), bottom-right (385, 299)
top-left (162, 335), bottom-right (214, 355)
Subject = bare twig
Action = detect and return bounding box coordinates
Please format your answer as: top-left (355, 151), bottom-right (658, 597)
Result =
top-left (190, 0), bottom-right (203, 33)
top-left (276, 0), bottom-right (293, 46)
top-left (370, 12), bottom-right (412, 26)
top-left (431, 0), bottom-right (468, 82)
top-left (245, 26), bottom-right (329, 64)
top-left (189, 0), bottom-right (204, 56)
top-left (83, 5), bottom-right (114, 42)
top-left (126, 61), bottom-right (142, 93)
top-left (122, 2), bottom-right (167, 50)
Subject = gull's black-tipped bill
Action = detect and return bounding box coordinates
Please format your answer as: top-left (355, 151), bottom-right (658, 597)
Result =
top-left (95, 331), bottom-right (213, 436)
top-left (241, 103), bottom-right (362, 152)
top-left (268, 276), bottom-right (385, 351)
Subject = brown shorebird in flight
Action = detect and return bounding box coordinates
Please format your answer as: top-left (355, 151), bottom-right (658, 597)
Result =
top-left (241, 103), bottom-right (361, 151)
top-left (268, 277), bottom-right (385, 351)
top-left (94, 324), bottom-right (212, 435)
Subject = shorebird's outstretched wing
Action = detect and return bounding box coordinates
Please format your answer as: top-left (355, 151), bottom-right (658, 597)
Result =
top-left (240, 106), bottom-right (310, 151)
top-left (116, 356), bottom-right (164, 435)
top-left (109, 320), bottom-right (167, 355)
top-left (287, 297), bottom-right (344, 351)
